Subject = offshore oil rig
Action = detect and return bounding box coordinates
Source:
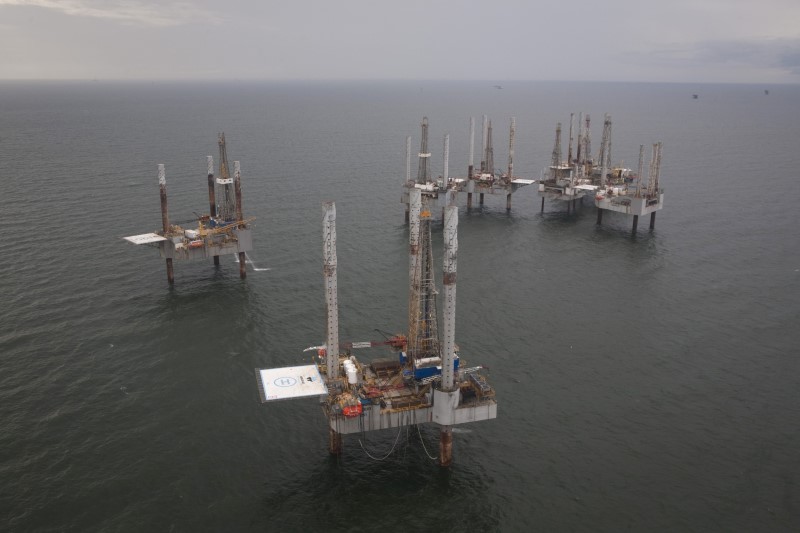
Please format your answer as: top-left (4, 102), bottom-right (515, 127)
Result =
top-left (401, 116), bottom-right (535, 222)
top-left (256, 192), bottom-right (497, 466)
top-left (537, 113), bottom-right (597, 214)
top-left (538, 113), bottom-right (665, 232)
top-left (123, 134), bottom-right (254, 283)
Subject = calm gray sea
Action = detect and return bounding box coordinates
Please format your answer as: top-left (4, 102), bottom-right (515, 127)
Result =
top-left (1, 80), bottom-right (799, 532)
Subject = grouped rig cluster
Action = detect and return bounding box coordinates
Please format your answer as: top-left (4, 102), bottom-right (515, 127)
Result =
top-left (125, 113), bottom-right (666, 469)
top-left (256, 193), bottom-right (497, 466)
top-left (401, 114), bottom-right (665, 234)
top-left (123, 134), bottom-right (254, 283)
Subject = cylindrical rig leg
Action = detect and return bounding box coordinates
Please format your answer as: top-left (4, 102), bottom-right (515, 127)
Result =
top-left (541, 197), bottom-right (545, 213)
top-left (467, 193), bottom-right (473, 209)
top-left (650, 211), bottom-right (656, 229)
top-left (439, 426), bottom-right (453, 467)
top-left (479, 193), bottom-right (484, 206)
top-left (207, 157), bottom-right (220, 266)
top-left (596, 208), bottom-right (604, 225)
top-left (158, 164), bottom-right (173, 284)
top-left (238, 251), bottom-right (246, 279)
top-left (405, 205), bottom-right (410, 224)
top-left (506, 193), bottom-right (511, 211)
top-left (329, 428), bottom-right (342, 455)
top-left (632, 214), bottom-right (639, 233)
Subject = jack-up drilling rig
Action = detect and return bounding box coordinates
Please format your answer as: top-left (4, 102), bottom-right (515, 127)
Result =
top-left (256, 193), bottom-right (497, 466)
top-left (123, 134), bottom-right (254, 283)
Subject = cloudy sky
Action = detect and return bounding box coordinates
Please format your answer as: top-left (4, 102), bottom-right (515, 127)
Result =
top-left (1, 0), bottom-right (799, 83)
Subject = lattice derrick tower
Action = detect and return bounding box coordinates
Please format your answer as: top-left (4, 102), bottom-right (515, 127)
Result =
top-left (217, 133), bottom-right (236, 221)
top-left (407, 196), bottom-right (440, 364)
top-left (551, 122), bottom-right (562, 179)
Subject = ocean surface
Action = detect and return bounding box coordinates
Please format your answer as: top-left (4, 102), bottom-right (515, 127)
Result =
top-left (1, 80), bottom-right (799, 532)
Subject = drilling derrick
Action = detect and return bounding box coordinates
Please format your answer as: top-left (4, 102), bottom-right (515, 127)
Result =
top-left (485, 120), bottom-right (494, 176)
top-left (550, 123), bottom-right (562, 180)
top-left (647, 142), bottom-right (663, 198)
top-left (584, 114), bottom-right (592, 165)
top-left (407, 194), bottom-right (440, 365)
top-left (217, 133), bottom-right (236, 222)
top-left (567, 113), bottom-right (574, 165)
top-left (597, 114), bottom-right (612, 187)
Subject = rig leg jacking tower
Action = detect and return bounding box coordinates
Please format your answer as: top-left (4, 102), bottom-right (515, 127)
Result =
top-left (123, 134), bottom-right (254, 283)
top-left (256, 194), bottom-right (497, 466)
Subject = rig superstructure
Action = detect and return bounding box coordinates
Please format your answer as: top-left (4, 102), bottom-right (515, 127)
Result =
top-left (256, 194), bottom-right (497, 466)
top-left (123, 134), bottom-right (254, 283)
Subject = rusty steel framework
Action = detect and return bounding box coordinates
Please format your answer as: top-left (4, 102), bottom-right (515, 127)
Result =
top-left (550, 122), bottom-right (562, 179)
top-left (407, 193), bottom-right (440, 365)
top-left (597, 114), bottom-right (612, 187)
top-left (646, 142), bottom-right (663, 198)
top-left (484, 119), bottom-right (494, 176)
top-left (217, 133), bottom-right (237, 222)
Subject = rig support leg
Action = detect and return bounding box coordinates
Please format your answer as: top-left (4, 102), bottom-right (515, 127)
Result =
top-left (632, 214), bottom-right (639, 233)
top-left (207, 170), bottom-right (220, 267)
top-left (596, 208), bottom-right (603, 226)
top-left (479, 193), bottom-right (484, 206)
top-left (404, 205), bottom-right (410, 225)
top-left (238, 251), bottom-right (246, 279)
top-left (506, 193), bottom-right (511, 211)
top-left (541, 197), bottom-right (545, 213)
top-left (166, 258), bottom-right (174, 284)
top-left (650, 211), bottom-right (656, 229)
top-left (439, 426), bottom-right (453, 467)
top-left (467, 192), bottom-right (473, 209)
top-left (329, 428), bottom-right (342, 455)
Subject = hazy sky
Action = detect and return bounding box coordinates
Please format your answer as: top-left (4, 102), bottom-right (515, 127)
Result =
top-left (1, 0), bottom-right (799, 83)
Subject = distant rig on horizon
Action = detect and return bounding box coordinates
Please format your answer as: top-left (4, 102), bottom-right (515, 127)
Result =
top-left (401, 114), bottom-right (664, 234)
